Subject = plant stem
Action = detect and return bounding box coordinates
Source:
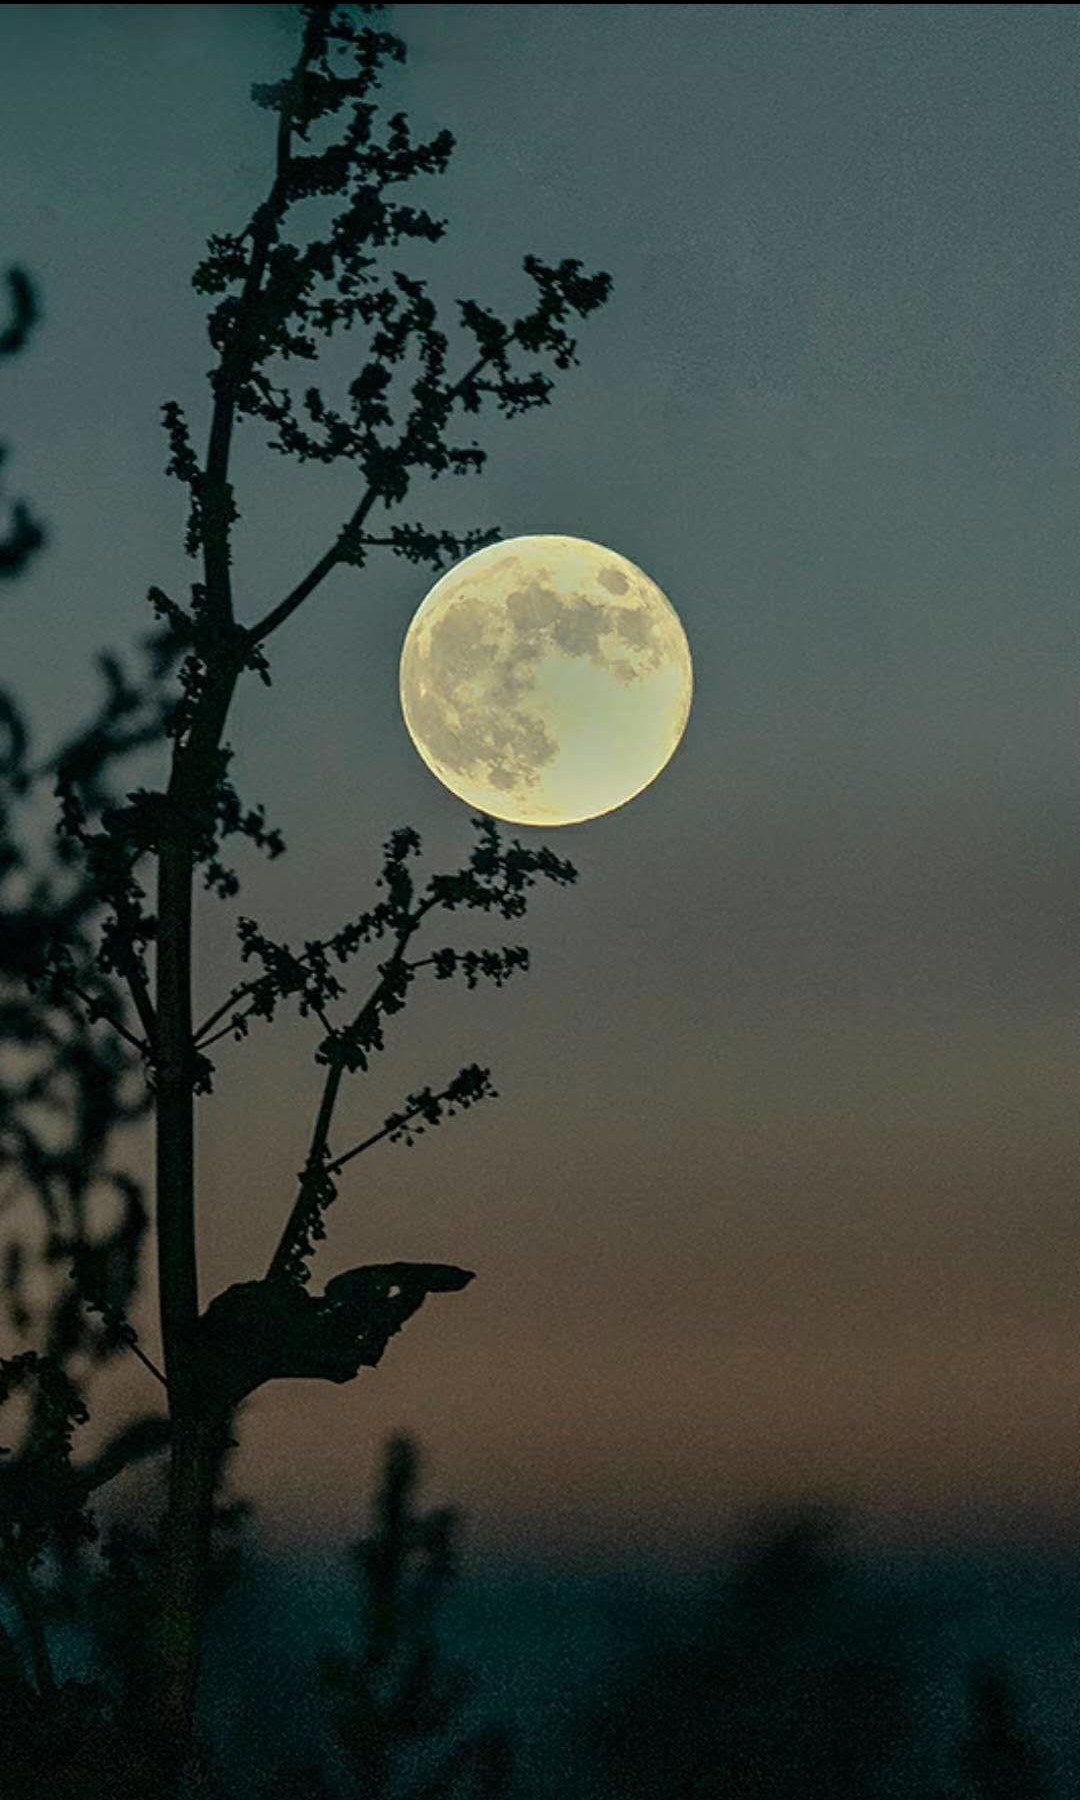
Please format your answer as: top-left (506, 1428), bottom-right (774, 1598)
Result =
top-left (148, 40), bottom-right (303, 1761)
top-left (266, 1053), bottom-right (346, 1283)
top-left (153, 661), bottom-right (239, 1772)
top-left (156, 839), bottom-right (197, 1393)
top-left (152, 1414), bottom-right (218, 1753)
top-left (154, 828), bottom-right (205, 1764)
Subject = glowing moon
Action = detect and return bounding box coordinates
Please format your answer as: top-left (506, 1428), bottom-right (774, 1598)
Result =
top-left (399, 535), bottom-right (692, 826)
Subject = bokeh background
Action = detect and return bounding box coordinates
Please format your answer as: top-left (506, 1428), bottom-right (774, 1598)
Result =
top-left (2, 0), bottom-right (1077, 1594)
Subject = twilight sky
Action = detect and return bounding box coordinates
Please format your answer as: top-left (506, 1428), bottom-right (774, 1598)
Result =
top-left (3, 2), bottom-right (1079, 1561)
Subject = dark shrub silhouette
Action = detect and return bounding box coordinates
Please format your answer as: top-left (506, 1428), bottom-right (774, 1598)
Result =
top-left (272, 1436), bottom-right (512, 1800)
top-left (576, 1507), bottom-right (1060, 1800)
top-left (956, 1661), bottom-right (1052, 1800)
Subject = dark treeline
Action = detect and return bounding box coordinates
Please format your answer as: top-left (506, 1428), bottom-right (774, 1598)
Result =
top-left (42, 1438), bottom-right (1064, 1800)
top-left (574, 1508), bottom-right (1056, 1800)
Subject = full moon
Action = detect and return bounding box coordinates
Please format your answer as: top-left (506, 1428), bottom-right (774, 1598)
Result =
top-left (399, 535), bottom-right (693, 826)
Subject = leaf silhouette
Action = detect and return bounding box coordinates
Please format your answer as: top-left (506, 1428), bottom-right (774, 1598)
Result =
top-left (192, 1263), bottom-right (474, 1410)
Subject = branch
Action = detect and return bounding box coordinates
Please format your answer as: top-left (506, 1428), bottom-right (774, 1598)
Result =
top-left (193, 930), bottom-right (336, 1047)
top-left (265, 901), bottom-right (430, 1283)
top-left (69, 982), bottom-right (148, 1056)
top-left (244, 350), bottom-right (492, 648)
top-left (91, 1316), bottom-right (168, 1391)
top-left (71, 1261), bottom-right (167, 1388)
top-left (245, 489), bottom-right (378, 647)
top-left (266, 1050), bottom-right (346, 1285)
top-left (105, 919), bottom-right (157, 1049)
top-left (327, 1063), bottom-right (497, 1175)
top-left (326, 1113), bottom-right (411, 1176)
top-left (256, 818), bottom-right (568, 1283)
top-left (199, 28), bottom-right (303, 626)
top-left (192, 977), bottom-right (265, 1048)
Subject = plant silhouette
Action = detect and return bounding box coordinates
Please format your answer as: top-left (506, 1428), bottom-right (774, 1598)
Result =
top-left (952, 1661), bottom-right (1052, 1800)
top-left (0, 2), bottom-right (610, 1792)
top-left (575, 1508), bottom-right (1063, 1800)
top-left (578, 1507), bottom-right (920, 1800)
top-left (0, 251), bottom-right (188, 1779)
top-left (0, 266), bottom-right (43, 577)
top-left (271, 1436), bottom-right (513, 1800)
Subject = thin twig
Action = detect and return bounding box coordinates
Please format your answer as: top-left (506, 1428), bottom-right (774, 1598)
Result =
top-left (194, 929), bottom-right (338, 1045)
top-left (125, 1334), bottom-right (169, 1390)
top-left (245, 350), bottom-right (492, 647)
top-left (326, 1106), bottom-right (418, 1176)
top-left (266, 1050), bottom-right (347, 1282)
top-left (266, 907), bottom-right (431, 1278)
top-left (193, 978), bottom-right (264, 1047)
top-left (194, 964), bottom-right (337, 1052)
top-left (247, 489), bottom-right (379, 646)
top-left (69, 982), bottom-right (147, 1055)
top-left (200, 53), bottom-right (296, 633)
top-left (75, 1290), bottom-right (169, 1388)
top-left (114, 943), bottom-right (157, 1048)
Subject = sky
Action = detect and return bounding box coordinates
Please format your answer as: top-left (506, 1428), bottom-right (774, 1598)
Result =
top-left (2, 1), bottom-right (1079, 1564)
